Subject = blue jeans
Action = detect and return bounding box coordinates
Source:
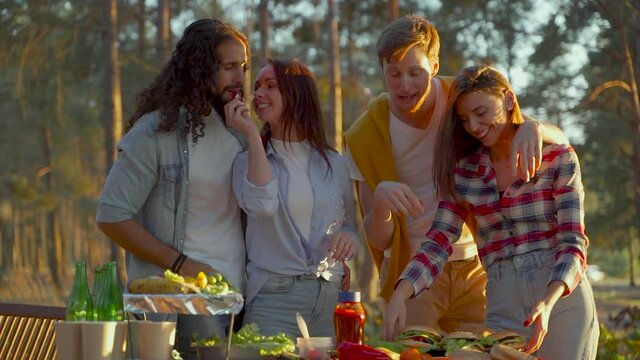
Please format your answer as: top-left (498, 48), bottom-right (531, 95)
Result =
top-left (486, 249), bottom-right (599, 360)
top-left (243, 275), bottom-right (340, 339)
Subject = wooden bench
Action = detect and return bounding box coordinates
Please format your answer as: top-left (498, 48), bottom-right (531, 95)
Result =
top-left (0, 303), bottom-right (66, 360)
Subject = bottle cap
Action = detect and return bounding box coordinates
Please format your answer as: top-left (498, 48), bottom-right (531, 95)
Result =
top-left (338, 291), bottom-right (360, 302)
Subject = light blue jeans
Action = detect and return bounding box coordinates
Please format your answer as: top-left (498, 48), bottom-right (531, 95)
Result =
top-left (485, 249), bottom-right (599, 360)
top-left (243, 275), bottom-right (340, 339)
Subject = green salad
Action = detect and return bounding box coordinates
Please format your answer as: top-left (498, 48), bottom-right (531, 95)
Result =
top-left (192, 323), bottom-right (295, 357)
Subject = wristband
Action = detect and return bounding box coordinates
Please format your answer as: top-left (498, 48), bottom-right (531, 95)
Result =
top-left (171, 253), bottom-right (187, 273)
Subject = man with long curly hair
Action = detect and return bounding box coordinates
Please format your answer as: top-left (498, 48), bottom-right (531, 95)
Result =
top-left (96, 18), bottom-right (249, 358)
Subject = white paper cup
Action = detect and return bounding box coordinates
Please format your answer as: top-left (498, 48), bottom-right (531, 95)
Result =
top-left (297, 337), bottom-right (333, 360)
top-left (54, 321), bottom-right (82, 360)
top-left (126, 320), bottom-right (142, 359)
top-left (134, 321), bottom-right (176, 360)
top-left (81, 321), bottom-right (126, 360)
top-left (112, 321), bottom-right (128, 360)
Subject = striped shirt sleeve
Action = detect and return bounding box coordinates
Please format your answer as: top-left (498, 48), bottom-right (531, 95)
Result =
top-left (399, 200), bottom-right (467, 298)
top-left (551, 146), bottom-right (588, 296)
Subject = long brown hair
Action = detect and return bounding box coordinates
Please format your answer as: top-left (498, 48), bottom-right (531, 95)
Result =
top-left (434, 65), bottom-right (524, 200)
top-left (127, 19), bottom-right (249, 142)
top-left (260, 58), bottom-right (334, 174)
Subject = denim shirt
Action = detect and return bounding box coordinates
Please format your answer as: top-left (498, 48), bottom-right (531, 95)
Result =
top-left (232, 143), bottom-right (357, 304)
top-left (96, 110), bottom-right (246, 282)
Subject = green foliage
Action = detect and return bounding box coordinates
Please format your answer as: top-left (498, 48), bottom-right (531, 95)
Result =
top-left (590, 250), bottom-right (632, 278)
top-left (599, 324), bottom-right (640, 359)
top-left (1, 0), bottom-right (639, 294)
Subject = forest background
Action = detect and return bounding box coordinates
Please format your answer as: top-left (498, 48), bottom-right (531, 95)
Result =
top-left (0, 0), bottom-right (639, 349)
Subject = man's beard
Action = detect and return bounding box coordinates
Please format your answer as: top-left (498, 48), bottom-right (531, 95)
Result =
top-left (210, 88), bottom-right (243, 125)
top-left (210, 92), bottom-right (227, 124)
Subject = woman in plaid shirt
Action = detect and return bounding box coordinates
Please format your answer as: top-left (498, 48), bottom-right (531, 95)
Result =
top-left (382, 65), bottom-right (599, 359)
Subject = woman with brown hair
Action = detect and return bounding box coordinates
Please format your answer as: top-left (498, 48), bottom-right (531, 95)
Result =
top-left (383, 65), bottom-right (598, 359)
top-left (227, 59), bottom-right (357, 338)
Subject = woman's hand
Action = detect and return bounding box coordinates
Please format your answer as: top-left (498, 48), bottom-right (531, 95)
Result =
top-left (510, 121), bottom-right (542, 182)
top-left (374, 181), bottom-right (424, 219)
top-left (381, 280), bottom-right (413, 341)
top-left (523, 281), bottom-right (566, 354)
top-left (224, 94), bottom-right (256, 137)
top-left (329, 231), bottom-right (357, 261)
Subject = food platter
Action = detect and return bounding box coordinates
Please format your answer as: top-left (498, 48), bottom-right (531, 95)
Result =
top-left (123, 292), bottom-right (244, 315)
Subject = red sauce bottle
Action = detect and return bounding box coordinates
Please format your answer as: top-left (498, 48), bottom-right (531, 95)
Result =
top-left (334, 291), bottom-right (366, 345)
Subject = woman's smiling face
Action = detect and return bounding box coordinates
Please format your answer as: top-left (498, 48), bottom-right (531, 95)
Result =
top-left (253, 64), bottom-right (283, 128)
top-left (455, 90), bottom-right (514, 147)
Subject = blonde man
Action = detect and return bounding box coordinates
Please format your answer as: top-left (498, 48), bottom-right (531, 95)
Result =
top-left (345, 15), bottom-right (568, 332)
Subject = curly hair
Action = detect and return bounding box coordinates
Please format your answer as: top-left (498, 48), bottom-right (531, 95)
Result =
top-left (127, 19), bottom-right (249, 142)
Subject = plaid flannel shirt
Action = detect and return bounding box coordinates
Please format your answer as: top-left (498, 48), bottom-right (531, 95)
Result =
top-left (401, 143), bottom-right (588, 298)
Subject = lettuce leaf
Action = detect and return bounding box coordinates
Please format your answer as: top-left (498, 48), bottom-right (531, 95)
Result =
top-left (231, 323), bottom-right (295, 356)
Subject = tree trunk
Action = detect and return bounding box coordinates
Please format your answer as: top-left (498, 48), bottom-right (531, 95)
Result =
top-left (343, 1), bottom-right (357, 84)
top-left (54, 46), bottom-right (66, 278)
top-left (630, 228), bottom-right (637, 287)
top-left (26, 208), bottom-right (34, 271)
top-left (258, 0), bottom-right (271, 64)
top-left (311, 0), bottom-right (321, 43)
top-left (12, 207), bottom-right (22, 270)
top-left (244, 3), bottom-right (253, 114)
top-left (2, 201), bottom-right (15, 273)
top-left (42, 126), bottom-right (62, 287)
top-left (137, 0), bottom-right (146, 54)
top-left (504, 3), bottom-right (515, 81)
top-left (389, 0), bottom-right (399, 21)
top-left (210, 0), bottom-right (219, 17)
top-left (326, 0), bottom-right (343, 152)
top-left (103, 0), bottom-right (127, 284)
top-left (156, 0), bottom-right (171, 66)
top-left (622, 8), bottom-right (640, 287)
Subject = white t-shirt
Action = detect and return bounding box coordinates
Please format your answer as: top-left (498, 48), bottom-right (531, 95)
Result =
top-left (184, 113), bottom-right (246, 291)
top-left (346, 78), bottom-right (477, 261)
top-left (271, 139), bottom-right (314, 241)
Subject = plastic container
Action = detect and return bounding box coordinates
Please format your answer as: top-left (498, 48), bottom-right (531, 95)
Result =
top-left (333, 291), bottom-right (366, 345)
top-left (296, 337), bottom-right (333, 360)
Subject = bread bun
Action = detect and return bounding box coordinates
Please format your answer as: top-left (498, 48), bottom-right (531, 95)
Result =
top-left (401, 325), bottom-right (443, 336)
top-left (487, 330), bottom-right (526, 350)
top-left (490, 344), bottom-right (537, 360)
top-left (397, 325), bottom-right (443, 348)
top-left (487, 330), bottom-right (520, 341)
top-left (128, 276), bottom-right (185, 294)
top-left (454, 323), bottom-right (492, 336)
top-left (443, 331), bottom-right (479, 340)
top-left (397, 339), bottom-right (432, 348)
top-left (449, 349), bottom-right (491, 360)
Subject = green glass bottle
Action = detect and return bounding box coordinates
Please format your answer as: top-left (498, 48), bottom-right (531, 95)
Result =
top-left (66, 260), bottom-right (94, 321)
top-left (91, 265), bottom-right (105, 321)
top-left (95, 262), bottom-right (124, 321)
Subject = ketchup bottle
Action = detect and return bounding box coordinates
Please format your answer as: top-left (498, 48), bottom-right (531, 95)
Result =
top-left (334, 291), bottom-right (366, 345)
